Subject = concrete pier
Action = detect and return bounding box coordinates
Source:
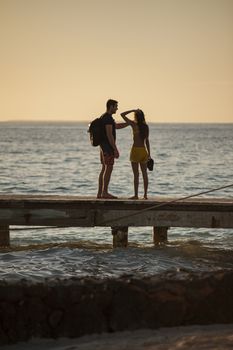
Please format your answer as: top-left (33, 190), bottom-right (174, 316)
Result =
top-left (0, 225), bottom-right (9, 246)
top-left (0, 195), bottom-right (232, 247)
top-left (112, 226), bottom-right (128, 247)
top-left (152, 226), bottom-right (169, 244)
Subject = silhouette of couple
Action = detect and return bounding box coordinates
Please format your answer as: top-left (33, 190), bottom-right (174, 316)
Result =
top-left (97, 99), bottom-right (151, 200)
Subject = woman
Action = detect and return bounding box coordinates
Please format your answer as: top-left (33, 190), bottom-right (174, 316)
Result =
top-left (121, 109), bottom-right (151, 199)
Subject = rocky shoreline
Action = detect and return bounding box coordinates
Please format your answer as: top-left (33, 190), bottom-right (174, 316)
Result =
top-left (0, 269), bottom-right (233, 345)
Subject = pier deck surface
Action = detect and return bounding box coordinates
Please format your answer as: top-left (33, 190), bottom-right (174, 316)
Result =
top-left (0, 195), bottom-right (232, 228)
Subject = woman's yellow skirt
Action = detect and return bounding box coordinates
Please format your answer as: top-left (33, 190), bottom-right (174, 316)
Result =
top-left (130, 146), bottom-right (148, 163)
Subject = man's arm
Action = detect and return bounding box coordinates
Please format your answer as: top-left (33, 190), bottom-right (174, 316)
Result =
top-left (115, 122), bottom-right (128, 129)
top-left (106, 124), bottom-right (119, 158)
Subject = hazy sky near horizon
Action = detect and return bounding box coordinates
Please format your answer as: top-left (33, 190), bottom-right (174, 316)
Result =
top-left (0, 0), bottom-right (233, 122)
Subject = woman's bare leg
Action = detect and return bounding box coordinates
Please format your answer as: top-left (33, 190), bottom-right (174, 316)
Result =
top-left (131, 162), bottom-right (139, 199)
top-left (140, 162), bottom-right (148, 199)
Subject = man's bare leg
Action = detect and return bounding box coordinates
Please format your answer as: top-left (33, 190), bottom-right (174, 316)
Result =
top-left (102, 164), bottom-right (117, 199)
top-left (97, 164), bottom-right (105, 198)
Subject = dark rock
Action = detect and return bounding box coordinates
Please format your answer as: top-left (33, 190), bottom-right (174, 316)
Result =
top-left (0, 270), bottom-right (233, 345)
top-left (49, 309), bottom-right (64, 329)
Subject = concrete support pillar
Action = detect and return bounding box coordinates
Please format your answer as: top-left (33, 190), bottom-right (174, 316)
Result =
top-left (0, 225), bottom-right (10, 246)
top-left (111, 226), bottom-right (128, 248)
top-left (152, 226), bottom-right (168, 245)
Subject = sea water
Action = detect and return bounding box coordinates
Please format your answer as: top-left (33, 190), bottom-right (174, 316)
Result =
top-left (0, 122), bottom-right (233, 281)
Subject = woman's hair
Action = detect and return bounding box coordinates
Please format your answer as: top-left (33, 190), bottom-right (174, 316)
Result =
top-left (135, 109), bottom-right (148, 140)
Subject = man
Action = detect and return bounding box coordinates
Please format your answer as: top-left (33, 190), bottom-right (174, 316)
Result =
top-left (97, 99), bottom-right (127, 199)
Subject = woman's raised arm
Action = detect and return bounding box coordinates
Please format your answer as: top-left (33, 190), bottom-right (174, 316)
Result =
top-left (120, 110), bottom-right (136, 125)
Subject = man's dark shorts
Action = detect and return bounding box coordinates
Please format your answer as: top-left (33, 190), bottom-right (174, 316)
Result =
top-left (100, 143), bottom-right (114, 166)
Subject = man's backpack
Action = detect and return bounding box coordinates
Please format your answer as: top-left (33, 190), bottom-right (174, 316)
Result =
top-left (88, 117), bottom-right (104, 146)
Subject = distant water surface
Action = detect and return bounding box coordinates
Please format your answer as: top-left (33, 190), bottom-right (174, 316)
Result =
top-left (0, 122), bottom-right (233, 281)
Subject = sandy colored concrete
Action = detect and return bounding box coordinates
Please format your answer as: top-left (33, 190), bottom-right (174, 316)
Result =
top-left (1, 324), bottom-right (233, 350)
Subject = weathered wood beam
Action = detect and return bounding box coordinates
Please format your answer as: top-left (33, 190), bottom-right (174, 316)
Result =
top-left (0, 208), bottom-right (96, 227)
top-left (0, 208), bottom-right (232, 228)
top-left (96, 210), bottom-right (233, 228)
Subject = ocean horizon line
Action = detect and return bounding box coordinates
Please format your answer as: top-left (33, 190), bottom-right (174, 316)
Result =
top-left (0, 120), bottom-right (232, 125)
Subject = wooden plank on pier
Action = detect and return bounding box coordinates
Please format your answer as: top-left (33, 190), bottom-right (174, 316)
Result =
top-left (0, 195), bottom-right (232, 229)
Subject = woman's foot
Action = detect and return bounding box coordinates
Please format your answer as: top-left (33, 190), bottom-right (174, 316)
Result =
top-left (101, 193), bottom-right (118, 199)
top-left (128, 195), bottom-right (139, 200)
top-left (143, 195), bottom-right (148, 200)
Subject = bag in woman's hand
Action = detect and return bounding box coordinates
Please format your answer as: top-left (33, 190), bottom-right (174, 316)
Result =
top-left (147, 158), bottom-right (154, 171)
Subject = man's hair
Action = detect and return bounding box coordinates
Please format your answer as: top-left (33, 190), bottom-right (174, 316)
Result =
top-left (106, 99), bottom-right (118, 110)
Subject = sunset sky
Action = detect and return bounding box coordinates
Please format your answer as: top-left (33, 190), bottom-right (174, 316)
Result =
top-left (0, 0), bottom-right (233, 123)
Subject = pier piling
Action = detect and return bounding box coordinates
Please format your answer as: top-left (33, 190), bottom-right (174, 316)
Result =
top-left (152, 227), bottom-right (168, 245)
top-left (112, 226), bottom-right (128, 247)
top-left (0, 225), bottom-right (10, 246)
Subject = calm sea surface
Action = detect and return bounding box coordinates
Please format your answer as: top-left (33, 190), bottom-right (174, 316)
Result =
top-left (0, 122), bottom-right (233, 282)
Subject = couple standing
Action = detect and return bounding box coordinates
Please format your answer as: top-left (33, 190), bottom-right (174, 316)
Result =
top-left (97, 99), bottom-right (151, 200)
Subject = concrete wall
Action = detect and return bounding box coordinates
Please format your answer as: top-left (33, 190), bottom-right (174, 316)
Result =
top-left (0, 270), bottom-right (233, 345)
